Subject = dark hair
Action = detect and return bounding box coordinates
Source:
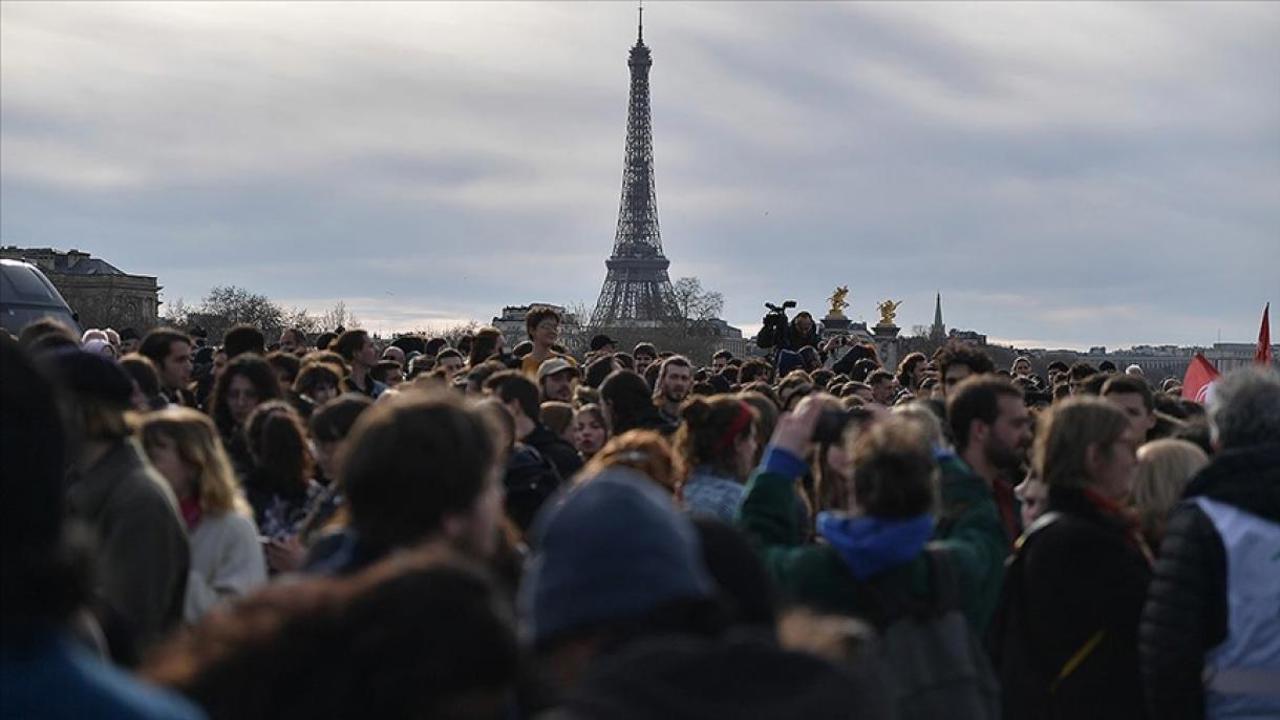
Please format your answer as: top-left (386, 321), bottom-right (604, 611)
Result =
top-left (613, 352), bottom-right (635, 371)
top-left (223, 325), bottom-right (266, 359)
top-left (1069, 362), bottom-right (1098, 381)
top-left (139, 327), bottom-right (191, 367)
top-left (464, 360), bottom-right (507, 393)
top-left (484, 370), bottom-right (541, 420)
top-left (867, 369), bottom-right (894, 387)
top-left (293, 362), bottom-right (343, 399)
top-left (936, 342), bottom-right (994, 382)
top-left (896, 351), bottom-right (928, 390)
top-left (1102, 375), bottom-right (1153, 412)
top-left (849, 358), bottom-right (879, 383)
top-left (843, 343), bottom-right (880, 366)
top-left (810, 369), bottom-right (835, 389)
top-left (632, 342), bottom-right (657, 358)
top-left (600, 370), bottom-right (664, 435)
top-left (333, 330), bottom-right (370, 363)
top-left (946, 376), bottom-right (1024, 451)
top-left (1098, 360), bottom-right (1118, 373)
top-left (738, 359), bottom-right (772, 385)
top-left (341, 392), bottom-right (500, 552)
top-left (525, 306), bottom-right (561, 339)
top-left (675, 396), bottom-right (757, 480)
top-left (119, 353), bottom-right (162, 398)
top-left (585, 355), bottom-right (619, 389)
top-left (309, 394), bottom-right (374, 444)
top-left (143, 549), bottom-right (518, 720)
top-left (851, 420), bottom-right (937, 518)
top-left (712, 349), bottom-right (733, 362)
top-left (266, 351), bottom-right (301, 384)
top-left (1, 335), bottom-right (89, 626)
top-left (245, 401), bottom-right (312, 499)
top-left (424, 338), bottom-right (449, 357)
top-left (469, 327), bottom-right (503, 367)
top-left (1047, 360), bottom-right (1070, 374)
top-left (211, 354), bottom-right (281, 435)
top-left (436, 348), bottom-right (464, 364)
top-left (314, 331), bottom-right (337, 351)
top-left (17, 318), bottom-right (77, 352)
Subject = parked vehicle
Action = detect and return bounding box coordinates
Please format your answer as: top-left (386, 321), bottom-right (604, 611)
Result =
top-left (0, 259), bottom-right (80, 336)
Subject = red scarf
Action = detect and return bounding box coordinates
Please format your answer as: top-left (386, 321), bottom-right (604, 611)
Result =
top-left (180, 495), bottom-right (203, 531)
top-left (1082, 487), bottom-right (1153, 567)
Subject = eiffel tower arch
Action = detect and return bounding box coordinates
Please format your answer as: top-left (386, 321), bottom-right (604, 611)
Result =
top-left (590, 8), bottom-right (681, 329)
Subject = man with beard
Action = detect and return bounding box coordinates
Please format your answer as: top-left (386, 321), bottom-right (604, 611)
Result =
top-left (654, 355), bottom-right (693, 425)
top-left (947, 376), bottom-right (1034, 547)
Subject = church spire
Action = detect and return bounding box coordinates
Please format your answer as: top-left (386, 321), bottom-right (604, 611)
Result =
top-left (930, 292), bottom-right (946, 341)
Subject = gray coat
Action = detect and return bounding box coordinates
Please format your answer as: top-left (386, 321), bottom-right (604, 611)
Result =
top-left (66, 439), bottom-right (189, 649)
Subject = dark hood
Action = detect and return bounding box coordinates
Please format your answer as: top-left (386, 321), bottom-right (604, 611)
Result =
top-left (1184, 443), bottom-right (1280, 524)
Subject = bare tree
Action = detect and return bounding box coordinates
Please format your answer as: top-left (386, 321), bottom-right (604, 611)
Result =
top-left (318, 300), bottom-right (360, 332)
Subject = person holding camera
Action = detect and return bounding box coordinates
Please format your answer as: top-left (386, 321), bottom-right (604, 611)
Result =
top-left (756, 304), bottom-right (821, 353)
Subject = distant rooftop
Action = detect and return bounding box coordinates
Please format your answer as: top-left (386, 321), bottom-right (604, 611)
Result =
top-left (0, 246), bottom-right (133, 277)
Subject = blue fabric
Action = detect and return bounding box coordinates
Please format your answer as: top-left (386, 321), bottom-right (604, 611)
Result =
top-left (519, 468), bottom-right (714, 646)
top-left (761, 446), bottom-right (809, 479)
top-left (1, 630), bottom-right (205, 720)
top-left (682, 469), bottom-right (745, 523)
top-left (816, 512), bottom-right (936, 581)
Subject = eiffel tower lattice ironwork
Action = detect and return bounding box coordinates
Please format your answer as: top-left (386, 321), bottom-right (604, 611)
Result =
top-left (590, 7), bottom-right (681, 328)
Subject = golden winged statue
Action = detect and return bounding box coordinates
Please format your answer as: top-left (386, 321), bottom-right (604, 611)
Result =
top-left (827, 286), bottom-right (850, 317)
top-left (877, 299), bottom-right (902, 326)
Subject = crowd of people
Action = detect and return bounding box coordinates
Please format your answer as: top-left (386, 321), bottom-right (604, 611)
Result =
top-left (2, 304), bottom-right (1277, 719)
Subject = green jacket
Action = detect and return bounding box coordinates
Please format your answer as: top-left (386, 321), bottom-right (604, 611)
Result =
top-left (737, 448), bottom-right (1006, 635)
top-left (934, 452), bottom-right (1009, 635)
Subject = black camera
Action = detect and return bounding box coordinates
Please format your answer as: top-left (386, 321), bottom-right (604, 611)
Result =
top-left (757, 300), bottom-right (797, 350)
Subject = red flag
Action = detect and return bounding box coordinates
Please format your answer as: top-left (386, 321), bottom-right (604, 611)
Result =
top-left (1256, 303), bottom-right (1272, 366)
top-left (1182, 353), bottom-right (1220, 404)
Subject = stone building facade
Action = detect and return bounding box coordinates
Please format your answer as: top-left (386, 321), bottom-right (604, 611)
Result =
top-left (0, 247), bottom-right (160, 331)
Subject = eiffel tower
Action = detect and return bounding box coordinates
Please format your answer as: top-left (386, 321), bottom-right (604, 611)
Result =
top-left (590, 6), bottom-right (681, 328)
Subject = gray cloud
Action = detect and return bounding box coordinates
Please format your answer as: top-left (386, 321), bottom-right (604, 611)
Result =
top-left (2, 1), bottom-right (1277, 348)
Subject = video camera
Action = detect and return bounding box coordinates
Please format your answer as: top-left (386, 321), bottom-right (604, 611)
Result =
top-left (757, 300), bottom-right (797, 350)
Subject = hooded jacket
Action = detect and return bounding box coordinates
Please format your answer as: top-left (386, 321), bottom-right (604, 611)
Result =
top-left (1140, 443), bottom-right (1280, 720)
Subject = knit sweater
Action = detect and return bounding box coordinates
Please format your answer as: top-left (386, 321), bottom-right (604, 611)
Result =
top-left (184, 511), bottom-right (268, 623)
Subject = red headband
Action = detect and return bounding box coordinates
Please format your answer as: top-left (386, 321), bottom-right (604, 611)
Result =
top-left (714, 402), bottom-right (754, 453)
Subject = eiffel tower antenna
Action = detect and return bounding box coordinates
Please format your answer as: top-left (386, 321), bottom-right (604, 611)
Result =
top-left (638, 1), bottom-right (643, 43)
top-left (590, 7), bottom-right (680, 328)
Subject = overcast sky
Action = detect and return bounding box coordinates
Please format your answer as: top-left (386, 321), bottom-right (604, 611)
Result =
top-left (2, 1), bottom-right (1277, 349)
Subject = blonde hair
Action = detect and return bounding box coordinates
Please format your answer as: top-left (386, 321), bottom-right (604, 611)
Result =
top-left (140, 407), bottom-right (250, 517)
top-left (1132, 439), bottom-right (1209, 545)
top-left (581, 430), bottom-right (682, 494)
top-left (1034, 397), bottom-right (1130, 489)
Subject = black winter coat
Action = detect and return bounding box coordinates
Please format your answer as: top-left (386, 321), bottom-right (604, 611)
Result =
top-left (524, 423), bottom-right (583, 482)
top-left (993, 485), bottom-right (1152, 720)
top-left (1139, 443), bottom-right (1280, 720)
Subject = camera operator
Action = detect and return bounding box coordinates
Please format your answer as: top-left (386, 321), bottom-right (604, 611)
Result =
top-left (756, 302), bottom-right (821, 353)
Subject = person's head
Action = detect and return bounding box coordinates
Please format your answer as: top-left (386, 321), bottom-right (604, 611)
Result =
top-left (139, 408), bottom-right (247, 515)
top-left (793, 311), bottom-right (814, 335)
top-left (212, 348), bottom-right (228, 380)
top-left (600, 370), bottom-right (661, 434)
top-left (46, 349), bottom-right (135, 451)
top-left (848, 418), bottom-right (938, 517)
top-left (589, 334), bottom-right (618, 355)
top-left (738, 358), bottom-right (772, 385)
top-left (2, 336), bottom-right (90, 628)
top-left (540, 401), bottom-right (576, 442)
top-left (244, 401), bottom-right (312, 494)
top-left (266, 350), bottom-right (302, 391)
top-left (223, 325), bottom-right (266, 359)
top-left (843, 381), bottom-right (872, 405)
top-left (293, 362), bottom-right (343, 406)
top-left (119, 353), bottom-right (163, 412)
top-left (621, 342), bottom-right (650, 369)
top-left (1068, 362), bottom-right (1098, 394)
top-left (538, 358), bottom-right (579, 403)
top-left (211, 354), bottom-right (281, 434)
top-left (278, 328), bottom-right (305, 355)
top-left (1014, 472), bottom-right (1049, 529)
top-left (301, 391), bottom-right (367, 472)
top-left (1132, 439), bottom-right (1210, 546)
top-left (139, 327), bottom-right (194, 391)
top-left (1098, 360), bottom-right (1118, 374)
top-left (1102, 375), bottom-right (1156, 441)
top-left (1035, 396), bottom-right (1139, 500)
top-left (675, 396), bottom-right (759, 483)
top-left (584, 355), bottom-right (619, 389)
top-left (118, 326), bottom-right (141, 354)
top-left (435, 348), bottom-right (465, 379)
top-left (462, 360), bottom-right (505, 396)
top-left (381, 345), bottom-right (406, 367)
top-left (334, 329), bottom-right (377, 370)
top-left (341, 391), bottom-right (504, 557)
top-left (1208, 366), bottom-right (1280, 451)
top-left (711, 349), bottom-right (733, 373)
top-left (465, 327), bottom-right (502, 367)
top-left (572, 404), bottom-right (610, 459)
top-left (866, 369), bottom-right (896, 405)
top-left (582, 430), bottom-right (682, 494)
top-left (896, 352), bottom-right (928, 391)
top-left (484, 370), bottom-right (541, 425)
top-left (370, 360), bottom-right (404, 388)
top-left (1011, 356), bottom-right (1033, 377)
top-left (656, 356), bottom-right (693, 406)
top-left (935, 342), bottom-right (995, 397)
top-left (518, 468), bottom-right (717, 690)
top-left (947, 376), bottom-right (1032, 474)
top-left (525, 306), bottom-right (561, 348)
top-left (143, 548), bottom-right (518, 719)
